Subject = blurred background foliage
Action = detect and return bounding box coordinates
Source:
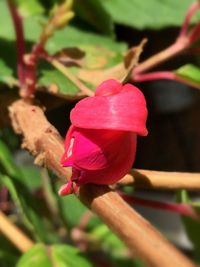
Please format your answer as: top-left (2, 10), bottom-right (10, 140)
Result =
top-left (1, 0), bottom-right (200, 266)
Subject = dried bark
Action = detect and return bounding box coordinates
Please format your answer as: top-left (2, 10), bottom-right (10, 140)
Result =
top-left (9, 99), bottom-right (196, 267)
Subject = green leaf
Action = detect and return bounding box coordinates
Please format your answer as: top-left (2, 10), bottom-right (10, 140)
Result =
top-left (101, 0), bottom-right (196, 30)
top-left (52, 244), bottom-right (93, 267)
top-left (0, 140), bottom-right (41, 190)
top-left (182, 216), bottom-right (200, 261)
top-left (0, 235), bottom-right (20, 267)
top-left (56, 191), bottom-right (100, 230)
top-left (0, 1), bottom-right (44, 42)
top-left (16, 244), bottom-right (94, 267)
top-left (0, 59), bottom-right (15, 85)
top-left (0, 173), bottom-right (53, 242)
top-left (74, 0), bottom-right (114, 36)
top-left (18, 166), bottom-right (42, 190)
top-left (177, 190), bottom-right (200, 261)
top-left (78, 44), bottom-right (124, 69)
top-left (175, 64), bottom-right (200, 86)
top-left (0, 250), bottom-right (18, 267)
top-left (0, 0), bottom-right (126, 97)
top-left (0, 140), bottom-right (22, 179)
top-left (46, 25), bottom-right (126, 55)
top-left (38, 64), bottom-right (79, 96)
top-left (52, 179), bottom-right (100, 230)
top-left (90, 224), bottom-right (144, 267)
top-left (0, 140), bottom-right (55, 242)
top-left (15, 0), bottom-right (44, 17)
top-left (42, 26), bottom-right (127, 96)
top-left (0, 128), bottom-right (19, 150)
top-left (57, 193), bottom-right (87, 228)
top-left (91, 224), bottom-right (126, 255)
top-left (16, 244), bottom-right (51, 267)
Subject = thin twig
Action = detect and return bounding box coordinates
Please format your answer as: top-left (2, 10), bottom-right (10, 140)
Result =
top-left (8, 99), bottom-right (196, 267)
top-left (0, 210), bottom-right (34, 252)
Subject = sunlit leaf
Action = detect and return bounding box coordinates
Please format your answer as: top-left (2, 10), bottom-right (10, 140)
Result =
top-left (101, 0), bottom-right (197, 30)
top-left (16, 244), bottom-right (94, 267)
top-left (175, 64), bottom-right (200, 87)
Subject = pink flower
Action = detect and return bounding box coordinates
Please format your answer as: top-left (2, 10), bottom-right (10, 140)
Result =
top-left (59, 79), bottom-right (148, 196)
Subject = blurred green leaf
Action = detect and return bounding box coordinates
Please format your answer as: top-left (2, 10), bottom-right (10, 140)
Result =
top-left (52, 244), bottom-right (93, 267)
top-left (46, 25), bottom-right (126, 55)
top-left (175, 64), bottom-right (200, 87)
top-left (52, 178), bottom-right (101, 230)
top-left (16, 244), bottom-right (51, 267)
top-left (0, 59), bottom-right (15, 85)
top-left (0, 173), bottom-right (53, 242)
top-left (38, 64), bottom-right (79, 96)
top-left (177, 190), bottom-right (200, 261)
top-left (0, 140), bottom-right (41, 190)
top-left (91, 224), bottom-right (144, 267)
top-left (74, 0), bottom-right (114, 36)
top-left (0, 140), bottom-right (56, 242)
top-left (39, 26), bottom-right (126, 96)
top-left (0, 0), bottom-right (126, 96)
top-left (57, 193), bottom-right (86, 228)
top-left (0, 140), bottom-right (21, 179)
top-left (91, 224), bottom-right (126, 255)
top-left (79, 44), bottom-right (124, 69)
top-left (56, 190), bottom-right (100, 230)
top-left (182, 218), bottom-right (200, 261)
top-left (101, 0), bottom-right (196, 30)
top-left (0, 1), bottom-right (44, 41)
top-left (0, 128), bottom-right (19, 150)
top-left (0, 250), bottom-right (18, 267)
top-left (18, 166), bottom-right (42, 190)
top-left (0, 235), bottom-right (20, 267)
top-left (16, 243), bottom-right (94, 267)
top-left (15, 0), bottom-right (44, 17)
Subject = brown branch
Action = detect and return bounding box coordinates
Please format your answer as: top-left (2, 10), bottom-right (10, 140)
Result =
top-left (117, 169), bottom-right (200, 190)
top-left (0, 210), bottom-right (34, 252)
top-left (9, 100), bottom-right (196, 267)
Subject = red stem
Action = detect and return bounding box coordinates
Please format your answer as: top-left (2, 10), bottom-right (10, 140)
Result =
top-left (179, 2), bottom-right (200, 38)
top-left (120, 193), bottom-right (199, 220)
top-left (6, 0), bottom-right (26, 87)
top-left (132, 2), bottom-right (200, 80)
top-left (189, 22), bottom-right (200, 43)
top-left (133, 71), bottom-right (176, 82)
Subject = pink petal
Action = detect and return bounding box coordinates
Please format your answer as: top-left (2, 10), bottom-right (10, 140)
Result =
top-left (95, 79), bottom-right (122, 96)
top-left (61, 126), bottom-right (137, 185)
top-left (58, 181), bottom-right (78, 196)
top-left (70, 82), bottom-right (148, 136)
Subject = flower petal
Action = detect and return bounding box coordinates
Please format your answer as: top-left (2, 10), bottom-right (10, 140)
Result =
top-left (61, 126), bottom-right (137, 185)
top-left (70, 82), bottom-right (148, 136)
top-left (95, 79), bottom-right (122, 96)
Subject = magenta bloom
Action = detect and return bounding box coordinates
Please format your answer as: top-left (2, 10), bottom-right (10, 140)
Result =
top-left (59, 79), bottom-right (148, 196)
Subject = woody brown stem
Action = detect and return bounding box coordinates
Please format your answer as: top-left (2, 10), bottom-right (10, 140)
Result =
top-left (8, 99), bottom-right (196, 267)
